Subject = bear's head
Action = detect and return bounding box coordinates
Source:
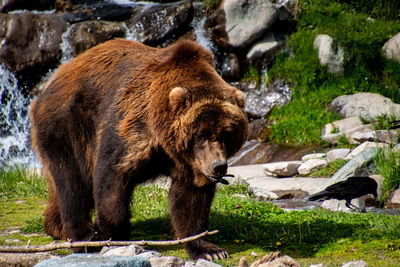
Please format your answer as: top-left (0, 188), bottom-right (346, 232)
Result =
top-left (169, 88), bottom-right (248, 187)
top-left (144, 40), bottom-right (248, 186)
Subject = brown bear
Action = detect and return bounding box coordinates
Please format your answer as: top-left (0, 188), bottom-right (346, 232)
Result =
top-left (30, 39), bottom-right (248, 260)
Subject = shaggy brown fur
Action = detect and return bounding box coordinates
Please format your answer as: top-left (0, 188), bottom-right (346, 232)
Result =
top-left (30, 39), bottom-right (248, 260)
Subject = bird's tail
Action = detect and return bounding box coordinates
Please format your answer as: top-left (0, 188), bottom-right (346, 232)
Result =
top-left (307, 191), bottom-right (329, 201)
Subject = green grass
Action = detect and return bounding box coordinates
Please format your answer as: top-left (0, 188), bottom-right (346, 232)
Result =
top-left (1, 170), bottom-right (400, 266)
top-left (264, 0), bottom-right (400, 145)
top-left (0, 167), bottom-right (47, 198)
top-left (308, 159), bottom-right (349, 178)
top-left (375, 149), bottom-right (400, 202)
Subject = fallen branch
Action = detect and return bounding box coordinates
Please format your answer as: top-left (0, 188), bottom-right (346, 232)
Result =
top-left (0, 230), bottom-right (218, 253)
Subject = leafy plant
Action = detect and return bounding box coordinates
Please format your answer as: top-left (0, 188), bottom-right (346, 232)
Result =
top-left (374, 148), bottom-right (400, 202)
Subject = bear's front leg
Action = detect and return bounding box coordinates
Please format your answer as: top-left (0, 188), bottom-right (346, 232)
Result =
top-left (168, 180), bottom-right (228, 260)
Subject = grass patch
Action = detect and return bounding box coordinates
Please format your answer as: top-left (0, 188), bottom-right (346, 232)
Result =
top-left (308, 159), bottom-right (349, 178)
top-left (0, 167), bottom-right (47, 198)
top-left (265, 0), bottom-right (400, 145)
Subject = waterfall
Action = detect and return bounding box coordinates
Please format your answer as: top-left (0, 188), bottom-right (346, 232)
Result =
top-left (0, 66), bottom-right (38, 168)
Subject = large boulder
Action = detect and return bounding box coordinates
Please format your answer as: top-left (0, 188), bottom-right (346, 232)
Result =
top-left (329, 92), bottom-right (400, 120)
top-left (62, 20), bottom-right (126, 58)
top-left (382, 32), bottom-right (400, 62)
top-left (125, 0), bottom-right (193, 46)
top-left (205, 0), bottom-right (279, 49)
top-left (313, 34), bottom-right (344, 76)
top-left (0, 12), bottom-right (67, 74)
top-left (224, 0), bottom-right (278, 48)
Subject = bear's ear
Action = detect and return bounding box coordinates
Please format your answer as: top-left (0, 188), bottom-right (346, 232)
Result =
top-left (234, 90), bottom-right (245, 109)
top-left (169, 87), bottom-right (189, 108)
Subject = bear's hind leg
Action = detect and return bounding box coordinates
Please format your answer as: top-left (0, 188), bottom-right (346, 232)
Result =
top-left (168, 180), bottom-right (228, 260)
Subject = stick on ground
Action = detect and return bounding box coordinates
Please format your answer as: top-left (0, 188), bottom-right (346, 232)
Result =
top-left (0, 230), bottom-right (219, 253)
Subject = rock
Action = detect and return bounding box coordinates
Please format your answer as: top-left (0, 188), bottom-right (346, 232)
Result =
top-left (369, 174), bottom-right (384, 201)
top-left (149, 256), bottom-right (185, 267)
top-left (313, 34), bottom-right (344, 75)
top-left (55, 0), bottom-right (106, 12)
top-left (185, 261), bottom-right (196, 267)
top-left (136, 251), bottom-right (162, 260)
top-left (0, 12), bottom-right (68, 74)
top-left (220, 52), bottom-right (240, 81)
top-left (326, 148), bottom-right (350, 162)
top-left (0, 252), bottom-right (55, 266)
top-left (333, 116), bottom-right (364, 133)
top-left (219, 175), bottom-right (249, 186)
top-left (273, 189), bottom-right (309, 199)
top-left (0, 0), bottom-right (54, 12)
top-left (298, 159), bottom-right (328, 175)
top-left (244, 80), bottom-right (292, 118)
top-left (195, 259), bottom-right (222, 267)
top-left (345, 141), bottom-right (389, 160)
top-left (341, 260), bottom-right (368, 267)
top-left (301, 153), bottom-right (326, 162)
top-left (224, 0), bottom-right (279, 48)
top-left (320, 198), bottom-right (365, 213)
top-left (322, 147), bottom-right (380, 188)
top-left (347, 130), bottom-right (375, 143)
top-left (60, 2), bottom-right (133, 23)
top-left (250, 251), bottom-right (300, 267)
top-left (344, 124), bottom-right (374, 144)
top-left (329, 93), bottom-right (400, 120)
top-left (386, 188), bottom-right (400, 209)
top-left (246, 32), bottom-right (285, 68)
top-left (102, 244), bottom-right (145, 256)
top-left (34, 254), bottom-right (151, 267)
top-left (125, 1), bottom-right (193, 46)
top-left (382, 32), bottom-right (400, 62)
top-left (250, 186), bottom-right (279, 201)
top-left (321, 133), bottom-right (343, 145)
top-left (263, 161), bottom-right (302, 177)
top-left (63, 20), bottom-right (126, 58)
top-left (375, 130), bottom-right (399, 144)
top-left (309, 264), bottom-right (327, 267)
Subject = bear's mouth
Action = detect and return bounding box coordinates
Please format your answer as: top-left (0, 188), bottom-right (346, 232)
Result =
top-left (207, 174), bottom-right (234, 185)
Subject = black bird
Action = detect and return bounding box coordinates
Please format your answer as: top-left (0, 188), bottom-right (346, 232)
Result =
top-left (308, 176), bottom-right (378, 211)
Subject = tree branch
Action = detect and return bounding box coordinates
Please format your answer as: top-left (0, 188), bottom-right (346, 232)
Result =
top-left (0, 230), bottom-right (218, 253)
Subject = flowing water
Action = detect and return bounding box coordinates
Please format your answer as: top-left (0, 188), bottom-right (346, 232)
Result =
top-left (0, 66), bottom-right (38, 168)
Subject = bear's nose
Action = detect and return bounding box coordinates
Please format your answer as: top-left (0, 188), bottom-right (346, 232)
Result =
top-left (212, 161), bottom-right (228, 176)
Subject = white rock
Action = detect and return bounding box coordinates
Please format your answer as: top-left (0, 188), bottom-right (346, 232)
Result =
top-left (329, 92), bottom-right (400, 120)
top-left (224, 0), bottom-right (279, 48)
top-left (102, 245), bottom-right (145, 256)
top-left (246, 32), bottom-right (285, 63)
top-left (310, 264), bottom-right (327, 267)
top-left (185, 261), bottom-right (196, 267)
top-left (341, 260), bottom-right (368, 267)
top-left (332, 116), bottom-right (363, 134)
top-left (321, 123), bottom-right (336, 136)
top-left (320, 198), bottom-right (365, 213)
top-left (263, 161), bottom-right (302, 177)
top-left (347, 130), bottom-right (375, 143)
top-left (313, 34), bottom-right (344, 75)
top-left (321, 133), bottom-right (342, 145)
top-left (382, 32), bottom-right (400, 62)
top-left (345, 141), bottom-right (389, 160)
top-left (301, 153), bottom-right (326, 162)
top-left (375, 130), bottom-right (399, 144)
top-left (326, 148), bottom-right (350, 162)
top-left (298, 159), bottom-right (328, 175)
top-left (195, 259), bottom-right (222, 267)
top-left (250, 186), bottom-right (279, 201)
top-left (137, 251), bottom-right (162, 259)
top-left (149, 256), bottom-right (185, 267)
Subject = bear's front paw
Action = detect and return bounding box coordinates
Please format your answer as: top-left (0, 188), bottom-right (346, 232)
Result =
top-left (186, 240), bottom-right (228, 261)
